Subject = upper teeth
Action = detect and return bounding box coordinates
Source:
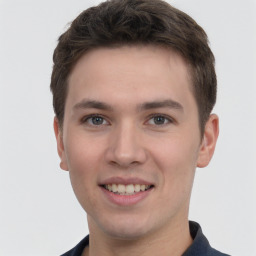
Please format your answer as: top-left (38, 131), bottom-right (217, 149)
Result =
top-left (104, 184), bottom-right (151, 195)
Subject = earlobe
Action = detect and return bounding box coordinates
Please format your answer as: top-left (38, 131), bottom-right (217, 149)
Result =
top-left (53, 117), bottom-right (69, 171)
top-left (197, 114), bottom-right (219, 168)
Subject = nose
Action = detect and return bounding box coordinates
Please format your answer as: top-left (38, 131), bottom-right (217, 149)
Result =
top-left (105, 122), bottom-right (147, 168)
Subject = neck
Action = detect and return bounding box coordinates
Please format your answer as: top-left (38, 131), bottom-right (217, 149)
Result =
top-left (84, 218), bottom-right (192, 256)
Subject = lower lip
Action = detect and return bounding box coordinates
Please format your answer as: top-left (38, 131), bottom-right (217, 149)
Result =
top-left (100, 186), bottom-right (153, 206)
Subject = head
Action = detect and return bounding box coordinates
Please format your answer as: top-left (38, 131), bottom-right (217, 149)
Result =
top-left (51, 0), bottom-right (219, 243)
top-left (50, 0), bottom-right (216, 135)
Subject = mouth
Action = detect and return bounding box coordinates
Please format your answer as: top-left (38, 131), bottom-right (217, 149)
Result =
top-left (101, 184), bottom-right (154, 196)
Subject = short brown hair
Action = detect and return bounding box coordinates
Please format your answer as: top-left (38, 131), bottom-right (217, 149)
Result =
top-left (50, 0), bottom-right (216, 133)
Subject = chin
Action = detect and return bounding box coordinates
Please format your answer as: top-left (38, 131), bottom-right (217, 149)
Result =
top-left (94, 214), bottom-right (154, 240)
top-left (105, 225), bottom-right (150, 240)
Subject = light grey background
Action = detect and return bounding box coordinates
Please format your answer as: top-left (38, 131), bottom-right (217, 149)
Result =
top-left (0, 0), bottom-right (255, 255)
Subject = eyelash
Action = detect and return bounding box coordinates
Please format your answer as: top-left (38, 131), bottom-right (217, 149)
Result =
top-left (146, 114), bottom-right (174, 126)
top-left (80, 114), bottom-right (174, 127)
top-left (81, 114), bottom-right (109, 126)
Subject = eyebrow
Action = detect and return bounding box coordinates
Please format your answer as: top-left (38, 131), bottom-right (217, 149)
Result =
top-left (73, 99), bottom-right (183, 112)
top-left (138, 99), bottom-right (183, 112)
top-left (73, 99), bottom-right (113, 111)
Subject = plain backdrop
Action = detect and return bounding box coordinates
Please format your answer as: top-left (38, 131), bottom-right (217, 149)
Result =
top-left (0, 0), bottom-right (255, 255)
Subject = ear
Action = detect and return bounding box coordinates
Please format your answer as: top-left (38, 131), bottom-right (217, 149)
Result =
top-left (53, 117), bottom-right (69, 171)
top-left (197, 114), bottom-right (219, 168)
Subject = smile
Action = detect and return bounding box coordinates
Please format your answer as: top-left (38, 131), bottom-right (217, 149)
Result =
top-left (102, 184), bottom-right (154, 195)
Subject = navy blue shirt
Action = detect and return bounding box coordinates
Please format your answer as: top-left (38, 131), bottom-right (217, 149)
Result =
top-left (61, 221), bottom-right (230, 256)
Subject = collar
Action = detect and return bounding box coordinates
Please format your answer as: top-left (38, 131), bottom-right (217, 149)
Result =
top-left (61, 221), bottom-right (230, 256)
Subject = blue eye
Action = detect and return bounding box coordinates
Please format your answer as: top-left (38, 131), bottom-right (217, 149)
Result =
top-left (91, 116), bottom-right (104, 125)
top-left (153, 116), bottom-right (167, 125)
top-left (148, 115), bottom-right (171, 125)
top-left (82, 115), bottom-right (108, 126)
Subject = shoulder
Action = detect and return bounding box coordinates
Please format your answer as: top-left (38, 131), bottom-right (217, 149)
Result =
top-left (60, 235), bottom-right (89, 256)
top-left (183, 221), bottom-right (231, 256)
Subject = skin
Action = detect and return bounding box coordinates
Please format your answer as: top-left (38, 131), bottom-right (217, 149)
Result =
top-left (54, 45), bottom-right (219, 256)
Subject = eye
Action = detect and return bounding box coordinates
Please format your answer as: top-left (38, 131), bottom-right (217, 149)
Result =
top-left (147, 115), bottom-right (172, 126)
top-left (82, 115), bottom-right (109, 126)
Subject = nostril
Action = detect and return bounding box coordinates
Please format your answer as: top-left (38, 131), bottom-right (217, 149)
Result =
top-left (108, 159), bottom-right (141, 168)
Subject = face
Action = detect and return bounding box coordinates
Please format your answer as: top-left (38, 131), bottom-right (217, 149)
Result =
top-left (55, 45), bottom-right (218, 240)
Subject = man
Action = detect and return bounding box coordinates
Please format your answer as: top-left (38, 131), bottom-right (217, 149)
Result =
top-left (50, 0), bottom-right (230, 255)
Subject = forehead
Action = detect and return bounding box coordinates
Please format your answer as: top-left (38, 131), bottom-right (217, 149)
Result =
top-left (66, 45), bottom-right (195, 111)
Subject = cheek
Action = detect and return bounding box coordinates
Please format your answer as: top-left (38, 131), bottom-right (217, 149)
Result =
top-left (64, 132), bottom-right (104, 203)
top-left (67, 153), bottom-right (101, 215)
top-left (154, 134), bottom-right (199, 168)
top-left (65, 130), bottom-right (104, 173)
top-left (151, 134), bottom-right (199, 192)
